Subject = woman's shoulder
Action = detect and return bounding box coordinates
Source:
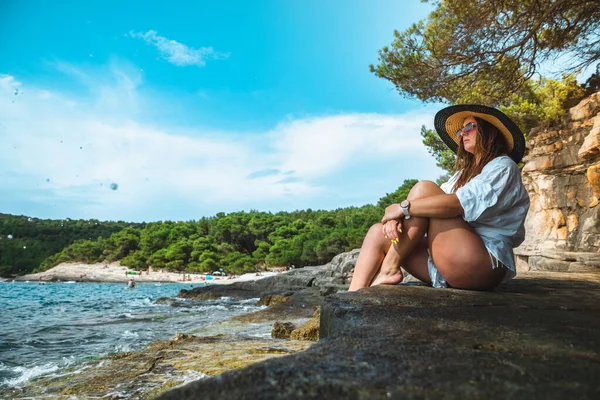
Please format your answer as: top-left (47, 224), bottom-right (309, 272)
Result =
top-left (484, 155), bottom-right (518, 172)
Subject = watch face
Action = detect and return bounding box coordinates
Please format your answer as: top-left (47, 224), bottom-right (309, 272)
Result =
top-left (401, 200), bottom-right (409, 208)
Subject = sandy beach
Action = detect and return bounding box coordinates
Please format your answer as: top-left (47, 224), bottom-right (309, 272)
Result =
top-left (15, 262), bottom-right (283, 285)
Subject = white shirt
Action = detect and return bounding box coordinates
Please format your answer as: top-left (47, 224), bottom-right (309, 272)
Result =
top-left (440, 156), bottom-right (530, 278)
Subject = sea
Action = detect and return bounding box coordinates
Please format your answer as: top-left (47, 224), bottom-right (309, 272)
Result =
top-left (0, 280), bottom-right (265, 392)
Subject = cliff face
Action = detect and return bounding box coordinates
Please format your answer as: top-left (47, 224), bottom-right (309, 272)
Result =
top-left (515, 91), bottom-right (600, 272)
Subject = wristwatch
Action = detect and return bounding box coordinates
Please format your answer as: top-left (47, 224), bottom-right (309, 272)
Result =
top-left (400, 200), bottom-right (411, 219)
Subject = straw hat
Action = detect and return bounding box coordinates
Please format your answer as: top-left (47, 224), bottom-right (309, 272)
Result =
top-left (433, 104), bottom-right (526, 163)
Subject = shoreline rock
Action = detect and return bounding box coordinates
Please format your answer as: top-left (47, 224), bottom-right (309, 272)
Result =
top-left (156, 271), bottom-right (600, 400)
top-left (6, 250), bottom-right (600, 399)
top-left (2, 252), bottom-right (353, 400)
top-left (3, 332), bottom-right (314, 400)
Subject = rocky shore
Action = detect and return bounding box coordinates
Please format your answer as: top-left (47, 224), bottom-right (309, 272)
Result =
top-left (5, 252), bottom-right (359, 399)
top-left (158, 269), bottom-right (600, 400)
top-left (7, 251), bottom-right (600, 399)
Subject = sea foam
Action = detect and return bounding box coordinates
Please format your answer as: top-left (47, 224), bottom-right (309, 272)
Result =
top-left (2, 362), bottom-right (60, 387)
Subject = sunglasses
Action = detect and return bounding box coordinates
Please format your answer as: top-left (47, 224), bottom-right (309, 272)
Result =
top-left (457, 122), bottom-right (477, 139)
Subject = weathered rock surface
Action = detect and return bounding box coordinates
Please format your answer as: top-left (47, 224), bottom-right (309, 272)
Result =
top-left (3, 284), bottom-right (324, 400)
top-left (272, 321), bottom-right (297, 339)
top-left (232, 287), bottom-right (323, 323)
top-left (516, 91), bottom-right (600, 272)
top-left (289, 307), bottom-right (320, 341)
top-left (3, 333), bottom-right (313, 400)
top-left (4, 268), bottom-right (341, 400)
top-left (156, 271), bottom-right (600, 400)
top-left (178, 249), bottom-right (361, 302)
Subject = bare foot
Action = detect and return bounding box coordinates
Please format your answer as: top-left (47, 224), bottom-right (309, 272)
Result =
top-left (370, 269), bottom-right (404, 287)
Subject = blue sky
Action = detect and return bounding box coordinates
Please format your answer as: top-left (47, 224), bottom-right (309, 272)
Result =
top-left (0, 0), bottom-right (447, 222)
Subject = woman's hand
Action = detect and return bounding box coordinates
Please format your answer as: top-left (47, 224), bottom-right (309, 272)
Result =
top-left (381, 219), bottom-right (402, 245)
top-left (381, 203), bottom-right (403, 225)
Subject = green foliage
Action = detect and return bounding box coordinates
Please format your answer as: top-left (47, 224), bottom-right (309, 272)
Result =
top-left (1, 180), bottom-right (426, 276)
top-left (120, 250), bottom-right (146, 270)
top-left (500, 75), bottom-right (585, 134)
top-left (0, 214), bottom-right (142, 276)
top-left (373, 1), bottom-right (594, 185)
top-left (198, 251), bottom-right (219, 272)
top-left (370, 0), bottom-right (599, 106)
top-left (315, 231), bottom-right (350, 262)
top-left (377, 179), bottom-right (418, 208)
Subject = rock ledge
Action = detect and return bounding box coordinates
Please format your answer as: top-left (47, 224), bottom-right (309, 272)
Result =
top-left (157, 271), bottom-right (600, 400)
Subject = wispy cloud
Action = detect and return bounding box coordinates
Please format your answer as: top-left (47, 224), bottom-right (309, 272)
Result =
top-left (247, 169), bottom-right (281, 179)
top-left (0, 70), bottom-right (440, 221)
top-left (128, 30), bottom-right (229, 67)
top-left (49, 59), bottom-right (143, 117)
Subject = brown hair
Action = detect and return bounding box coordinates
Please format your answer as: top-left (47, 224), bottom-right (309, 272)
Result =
top-left (453, 117), bottom-right (509, 190)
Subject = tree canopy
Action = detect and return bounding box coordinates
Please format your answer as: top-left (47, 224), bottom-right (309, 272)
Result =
top-left (0, 214), bottom-right (142, 277)
top-left (371, 0), bottom-right (599, 106)
top-left (0, 180), bottom-right (418, 277)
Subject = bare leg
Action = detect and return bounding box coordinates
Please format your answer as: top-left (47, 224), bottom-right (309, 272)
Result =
top-left (397, 238), bottom-right (432, 284)
top-left (370, 217), bottom-right (430, 286)
top-left (350, 180), bottom-right (505, 291)
top-left (428, 217), bottom-right (507, 290)
top-left (370, 181), bottom-right (439, 286)
top-left (385, 181), bottom-right (505, 290)
top-left (369, 248), bottom-right (403, 286)
top-left (350, 180), bottom-right (441, 290)
top-left (348, 223), bottom-right (391, 291)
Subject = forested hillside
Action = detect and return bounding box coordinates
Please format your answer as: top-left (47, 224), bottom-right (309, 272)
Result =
top-left (0, 180), bottom-right (417, 277)
top-left (0, 215), bottom-right (143, 277)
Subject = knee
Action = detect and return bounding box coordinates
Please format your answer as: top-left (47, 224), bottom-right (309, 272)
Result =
top-left (368, 223), bottom-right (383, 235)
top-left (366, 223), bottom-right (387, 245)
top-left (407, 180), bottom-right (443, 200)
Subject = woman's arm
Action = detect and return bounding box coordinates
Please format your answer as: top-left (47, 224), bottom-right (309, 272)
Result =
top-left (382, 194), bottom-right (464, 224)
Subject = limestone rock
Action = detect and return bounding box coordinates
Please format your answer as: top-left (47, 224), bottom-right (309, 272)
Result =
top-left (523, 155), bottom-right (553, 172)
top-left (271, 321), bottom-right (297, 339)
top-left (177, 250), bottom-right (360, 302)
top-left (319, 284), bottom-right (349, 296)
top-left (516, 91), bottom-right (600, 272)
top-left (569, 92), bottom-right (599, 121)
top-left (290, 307), bottom-right (320, 341)
top-left (232, 287), bottom-right (324, 323)
top-left (578, 115), bottom-right (600, 159)
top-left (586, 162), bottom-right (600, 207)
top-left (3, 333), bottom-right (313, 399)
top-left (156, 272), bottom-right (600, 400)
top-left (257, 293), bottom-right (292, 306)
top-left (173, 332), bottom-right (192, 341)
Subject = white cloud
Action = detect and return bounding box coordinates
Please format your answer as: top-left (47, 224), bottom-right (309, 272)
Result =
top-left (128, 30), bottom-right (229, 67)
top-left (268, 114), bottom-right (426, 179)
top-left (0, 72), bottom-right (440, 221)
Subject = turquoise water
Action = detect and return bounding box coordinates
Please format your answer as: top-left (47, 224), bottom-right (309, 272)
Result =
top-left (0, 281), bottom-right (263, 388)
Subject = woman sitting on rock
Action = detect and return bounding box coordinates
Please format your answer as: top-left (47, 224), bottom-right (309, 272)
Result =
top-left (349, 105), bottom-right (530, 291)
